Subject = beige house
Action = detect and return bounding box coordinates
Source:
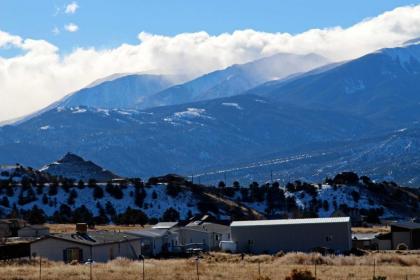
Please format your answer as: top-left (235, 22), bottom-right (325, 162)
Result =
top-left (229, 217), bottom-right (352, 254)
top-left (18, 225), bottom-right (50, 238)
top-left (31, 230), bottom-right (142, 263)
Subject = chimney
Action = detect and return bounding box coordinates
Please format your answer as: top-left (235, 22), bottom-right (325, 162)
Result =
top-left (76, 223), bottom-right (88, 234)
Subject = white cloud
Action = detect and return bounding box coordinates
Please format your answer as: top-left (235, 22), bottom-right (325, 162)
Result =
top-left (1, 5), bottom-right (420, 122)
top-left (64, 23), bottom-right (79, 33)
top-left (65, 2), bottom-right (79, 14)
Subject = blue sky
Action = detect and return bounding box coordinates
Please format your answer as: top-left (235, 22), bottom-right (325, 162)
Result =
top-left (0, 0), bottom-right (418, 52)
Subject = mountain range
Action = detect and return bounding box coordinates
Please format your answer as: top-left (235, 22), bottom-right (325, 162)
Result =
top-left (1, 43), bottom-right (420, 187)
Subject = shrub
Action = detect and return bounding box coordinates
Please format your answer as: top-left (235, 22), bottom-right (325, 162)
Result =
top-left (93, 186), bottom-right (104, 199)
top-left (105, 183), bottom-right (124, 199)
top-left (116, 207), bottom-right (148, 225)
top-left (161, 207), bottom-right (180, 222)
top-left (285, 269), bottom-right (317, 280)
top-left (166, 184), bottom-right (181, 197)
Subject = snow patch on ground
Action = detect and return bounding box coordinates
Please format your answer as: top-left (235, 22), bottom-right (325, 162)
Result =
top-left (39, 125), bottom-right (51, 130)
top-left (71, 107), bottom-right (87, 114)
top-left (222, 103), bottom-right (243, 110)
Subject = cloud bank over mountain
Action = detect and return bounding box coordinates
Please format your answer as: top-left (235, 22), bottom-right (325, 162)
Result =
top-left (1, 5), bottom-right (420, 122)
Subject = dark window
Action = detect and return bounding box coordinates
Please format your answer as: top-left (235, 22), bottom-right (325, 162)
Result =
top-left (63, 247), bottom-right (83, 263)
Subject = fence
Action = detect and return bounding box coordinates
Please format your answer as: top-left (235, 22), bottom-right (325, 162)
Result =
top-left (1, 257), bottom-right (419, 280)
top-left (0, 242), bottom-right (30, 260)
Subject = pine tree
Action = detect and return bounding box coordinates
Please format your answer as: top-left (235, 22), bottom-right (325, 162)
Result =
top-left (93, 186), bottom-right (104, 200)
top-left (0, 196), bottom-right (9, 208)
top-left (67, 189), bottom-right (78, 205)
top-left (161, 207), bottom-right (180, 222)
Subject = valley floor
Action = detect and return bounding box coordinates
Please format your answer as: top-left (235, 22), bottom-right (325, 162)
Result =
top-left (0, 252), bottom-right (419, 280)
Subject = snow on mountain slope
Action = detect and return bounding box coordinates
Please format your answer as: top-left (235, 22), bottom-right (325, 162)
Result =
top-left (247, 42), bottom-right (420, 128)
top-left (0, 94), bottom-right (373, 178)
top-left (59, 74), bottom-right (174, 109)
top-left (195, 126), bottom-right (420, 187)
top-left (2, 183), bottom-right (199, 219)
top-left (141, 53), bottom-right (328, 108)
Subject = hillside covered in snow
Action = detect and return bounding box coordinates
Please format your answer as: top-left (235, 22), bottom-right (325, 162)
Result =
top-left (0, 160), bottom-right (418, 225)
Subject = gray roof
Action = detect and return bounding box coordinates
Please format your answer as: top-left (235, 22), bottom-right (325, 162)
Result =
top-left (126, 229), bottom-right (168, 238)
top-left (392, 221), bottom-right (420, 230)
top-left (152, 222), bottom-right (178, 229)
top-left (32, 231), bottom-right (141, 246)
top-left (352, 233), bottom-right (378, 240)
top-left (231, 217), bottom-right (350, 227)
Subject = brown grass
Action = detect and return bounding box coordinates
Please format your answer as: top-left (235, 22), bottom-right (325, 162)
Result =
top-left (0, 252), bottom-right (419, 280)
top-left (47, 224), bottom-right (150, 233)
top-left (352, 226), bottom-right (390, 234)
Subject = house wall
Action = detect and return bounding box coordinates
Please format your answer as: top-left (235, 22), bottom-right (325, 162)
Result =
top-left (392, 232), bottom-right (411, 249)
top-left (231, 222), bottom-right (351, 254)
top-left (376, 239), bottom-right (391, 250)
top-left (31, 239), bottom-right (92, 262)
top-left (177, 228), bottom-right (210, 249)
top-left (91, 241), bottom-right (140, 262)
top-left (413, 229), bottom-right (420, 249)
top-left (31, 239), bottom-right (141, 262)
top-left (0, 224), bottom-right (11, 238)
top-left (185, 223), bottom-right (230, 249)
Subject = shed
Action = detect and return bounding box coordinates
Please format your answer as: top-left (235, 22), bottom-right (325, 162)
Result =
top-left (230, 217), bottom-right (351, 254)
top-left (391, 221), bottom-right (420, 250)
top-left (30, 231), bottom-right (141, 263)
top-left (18, 225), bottom-right (50, 238)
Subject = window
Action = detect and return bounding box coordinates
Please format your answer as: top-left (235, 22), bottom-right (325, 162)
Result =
top-left (63, 248), bottom-right (83, 263)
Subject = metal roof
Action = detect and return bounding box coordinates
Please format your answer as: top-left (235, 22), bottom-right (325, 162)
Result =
top-left (126, 229), bottom-right (168, 238)
top-left (352, 233), bottom-right (378, 240)
top-left (391, 221), bottom-right (420, 230)
top-left (152, 222), bottom-right (178, 229)
top-left (31, 231), bottom-right (141, 246)
top-left (231, 217), bottom-right (350, 227)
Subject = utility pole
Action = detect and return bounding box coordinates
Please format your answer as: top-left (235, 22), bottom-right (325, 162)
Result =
top-left (373, 258), bottom-right (376, 278)
top-left (87, 259), bottom-right (93, 280)
top-left (270, 170), bottom-right (273, 184)
top-left (195, 255), bottom-right (200, 280)
top-left (139, 254), bottom-right (145, 280)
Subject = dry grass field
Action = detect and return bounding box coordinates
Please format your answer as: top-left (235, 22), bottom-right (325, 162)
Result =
top-left (352, 226), bottom-right (390, 234)
top-left (0, 251), bottom-right (419, 280)
top-left (47, 224), bottom-right (150, 233)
